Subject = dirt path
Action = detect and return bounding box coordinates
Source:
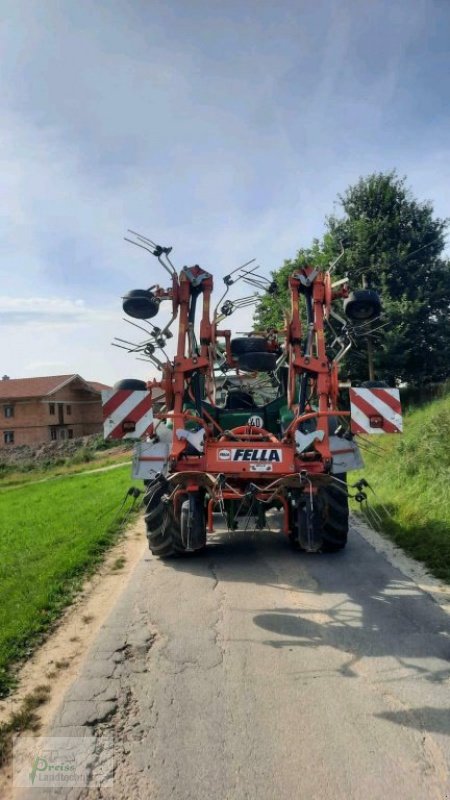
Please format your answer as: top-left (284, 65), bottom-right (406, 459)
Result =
top-left (0, 520), bottom-right (146, 797)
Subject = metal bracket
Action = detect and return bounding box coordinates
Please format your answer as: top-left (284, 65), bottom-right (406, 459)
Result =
top-left (295, 429), bottom-right (325, 454)
top-left (176, 428), bottom-right (205, 453)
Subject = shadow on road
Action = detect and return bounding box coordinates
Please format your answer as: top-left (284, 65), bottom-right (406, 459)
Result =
top-left (375, 707), bottom-right (450, 736)
top-left (152, 521), bottom-right (450, 738)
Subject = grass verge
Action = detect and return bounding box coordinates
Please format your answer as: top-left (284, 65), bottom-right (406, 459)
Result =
top-left (0, 465), bottom-right (140, 697)
top-left (0, 450), bottom-right (132, 489)
top-left (352, 392), bottom-right (450, 582)
top-left (0, 685), bottom-right (51, 766)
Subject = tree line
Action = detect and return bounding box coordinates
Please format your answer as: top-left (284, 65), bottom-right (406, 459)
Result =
top-left (254, 172), bottom-right (450, 386)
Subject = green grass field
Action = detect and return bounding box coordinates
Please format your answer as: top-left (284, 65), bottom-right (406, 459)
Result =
top-left (0, 465), bottom-right (139, 697)
top-left (353, 392), bottom-right (450, 582)
top-left (0, 449), bottom-right (131, 488)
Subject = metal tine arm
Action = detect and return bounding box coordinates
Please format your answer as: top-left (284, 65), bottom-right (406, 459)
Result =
top-left (328, 242), bottom-right (345, 273)
top-left (125, 230), bottom-right (176, 277)
top-left (213, 260), bottom-right (257, 320)
top-left (242, 276), bottom-right (269, 291)
top-left (157, 254), bottom-right (176, 276)
top-left (136, 354), bottom-right (165, 369)
top-left (123, 317), bottom-right (156, 335)
top-left (124, 237), bottom-right (156, 256)
top-left (364, 322), bottom-right (390, 337)
top-left (240, 269), bottom-right (272, 287)
top-left (128, 229), bottom-right (158, 247)
top-left (114, 340), bottom-right (150, 355)
top-left (351, 315), bottom-right (382, 332)
top-left (232, 264), bottom-right (261, 285)
top-left (160, 313), bottom-right (177, 337)
top-left (329, 307), bottom-right (348, 328)
top-left (231, 295), bottom-right (259, 308)
top-left (113, 336), bottom-right (144, 348)
top-left (128, 228), bottom-right (175, 273)
top-left (111, 342), bottom-right (134, 352)
top-left (225, 258), bottom-right (256, 281)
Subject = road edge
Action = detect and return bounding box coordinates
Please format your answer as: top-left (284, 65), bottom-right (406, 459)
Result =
top-left (351, 512), bottom-right (450, 616)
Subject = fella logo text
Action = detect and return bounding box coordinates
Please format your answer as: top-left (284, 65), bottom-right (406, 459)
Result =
top-left (232, 448), bottom-right (282, 462)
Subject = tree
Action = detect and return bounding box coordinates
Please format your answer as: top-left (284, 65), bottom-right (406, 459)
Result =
top-left (254, 172), bottom-right (450, 385)
top-left (253, 242), bottom-right (328, 330)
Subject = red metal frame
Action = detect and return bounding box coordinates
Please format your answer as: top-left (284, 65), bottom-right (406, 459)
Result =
top-left (143, 264), bottom-right (350, 521)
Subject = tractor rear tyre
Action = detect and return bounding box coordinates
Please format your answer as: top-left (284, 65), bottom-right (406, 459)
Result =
top-left (289, 475), bottom-right (349, 553)
top-left (144, 480), bottom-right (206, 558)
top-left (230, 337), bottom-right (269, 356)
top-left (320, 476), bottom-right (349, 552)
top-left (113, 378), bottom-right (148, 391)
top-left (237, 352), bottom-right (278, 372)
top-left (343, 289), bottom-right (381, 322)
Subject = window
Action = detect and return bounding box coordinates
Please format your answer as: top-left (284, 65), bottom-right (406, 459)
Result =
top-left (49, 403), bottom-right (55, 415)
top-left (59, 429), bottom-right (68, 440)
top-left (4, 431), bottom-right (14, 444)
top-left (4, 405), bottom-right (14, 418)
top-left (68, 429), bottom-right (74, 439)
top-left (50, 428), bottom-right (57, 441)
top-left (66, 404), bottom-right (72, 415)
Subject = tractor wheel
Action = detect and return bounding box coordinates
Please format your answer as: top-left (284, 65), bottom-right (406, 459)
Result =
top-left (144, 481), bottom-right (206, 558)
top-left (289, 475), bottom-right (349, 553)
top-left (238, 352), bottom-right (278, 372)
top-left (230, 337), bottom-right (269, 356)
top-left (319, 475), bottom-right (349, 552)
top-left (343, 289), bottom-right (381, 322)
top-left (113, 378), bottom-right (148, 391)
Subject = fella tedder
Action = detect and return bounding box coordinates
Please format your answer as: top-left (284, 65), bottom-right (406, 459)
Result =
top-left (103, 232), bottom-right (402, 557)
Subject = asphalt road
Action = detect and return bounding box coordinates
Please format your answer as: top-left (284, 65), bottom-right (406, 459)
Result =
top-left (19, 518), bottom-right (450, 800)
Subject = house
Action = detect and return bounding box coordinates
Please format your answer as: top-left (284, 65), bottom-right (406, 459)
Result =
top-left (0, 374), bottom-right (111, 447)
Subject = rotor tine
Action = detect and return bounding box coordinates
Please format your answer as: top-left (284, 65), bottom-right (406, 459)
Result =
top-left (111, 342), bottom-right (133, 351)
top-left (242, 277), bottom-right (268, 290)
top-left (226, 257), bottom-right (257, 279)
top-left (114, 336), bottom-right (143, 347)
top-left (124, 237), bottom-right (155, 256)
top-left (123, 317), bottom-right (156, 335)
top-left (157, 255), bottom-right (176, 277)
top-left (128, 229), bottom-right (157, 247)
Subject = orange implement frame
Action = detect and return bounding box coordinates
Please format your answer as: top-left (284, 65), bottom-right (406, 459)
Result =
top-left (141, 263), bottom-right (350, 490)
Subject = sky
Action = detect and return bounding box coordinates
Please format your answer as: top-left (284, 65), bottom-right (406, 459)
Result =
top-left (1, 0), bottom-right (449, 385)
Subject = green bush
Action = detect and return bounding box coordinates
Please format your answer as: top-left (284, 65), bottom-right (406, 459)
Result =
top-left (69, 447), bottom-right (95, 465)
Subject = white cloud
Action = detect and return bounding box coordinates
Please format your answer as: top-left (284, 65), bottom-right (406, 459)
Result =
top-left (0, 295), bottom-right (117, 329)
top-left (0, 0), bottom-right (448, 384)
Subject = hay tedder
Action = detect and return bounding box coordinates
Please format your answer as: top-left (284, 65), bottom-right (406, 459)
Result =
top-left (103, 233), bottom-right (402, 557)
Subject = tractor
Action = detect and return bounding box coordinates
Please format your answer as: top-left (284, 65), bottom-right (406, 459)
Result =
top-left (103, 232), bottom-right (395, 557)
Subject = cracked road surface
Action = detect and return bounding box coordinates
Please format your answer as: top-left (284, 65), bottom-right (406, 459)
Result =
top-left (18, 520), bottom-right (450, 800)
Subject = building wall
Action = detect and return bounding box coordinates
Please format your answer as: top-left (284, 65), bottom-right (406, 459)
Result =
top-left (0, 383), bottom-right (104, 446)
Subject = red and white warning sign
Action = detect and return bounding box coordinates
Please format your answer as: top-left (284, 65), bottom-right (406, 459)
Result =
top-left (350, 388), bottom-right (402, 435)
top-left (101, 389), bottom-right (153, 440)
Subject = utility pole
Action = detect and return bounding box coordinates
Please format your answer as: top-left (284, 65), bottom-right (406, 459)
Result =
top-left (362, 274), bottom-right (375, 381)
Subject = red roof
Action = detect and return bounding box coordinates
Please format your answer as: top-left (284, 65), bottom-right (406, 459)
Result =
top-left (0, 375), bottom-right (111, 400)
top-left (87, 381), bottom-right (111, 392)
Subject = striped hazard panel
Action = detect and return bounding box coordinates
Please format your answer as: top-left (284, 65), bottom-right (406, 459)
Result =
top-left (101, 389), bottom-right (153, 440)
top-left (350, 388), bottom-right (402, 435)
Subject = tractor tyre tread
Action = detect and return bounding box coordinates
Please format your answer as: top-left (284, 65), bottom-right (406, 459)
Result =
top-left (230, 337), bottom-right (269, 356)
